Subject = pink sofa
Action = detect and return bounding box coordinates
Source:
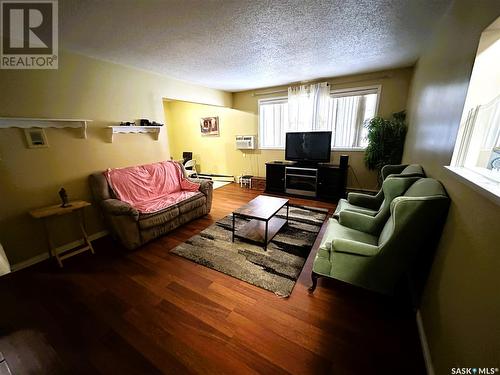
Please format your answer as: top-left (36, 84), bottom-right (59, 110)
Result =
top-left (89, 161), bottom-right (213, 249)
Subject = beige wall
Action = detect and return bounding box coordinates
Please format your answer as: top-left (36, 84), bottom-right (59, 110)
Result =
top-left (403, 1), bottom-right (500, 373)
top-left (167, 68), bottom-right (413, 190)
top-left (0, 51), bottom-right (231, 266)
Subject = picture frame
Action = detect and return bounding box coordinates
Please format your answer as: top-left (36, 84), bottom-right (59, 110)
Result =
top-left (24, 128), bottom-right (49, 148)
top-left (200, 116), bottom-right (219, 136)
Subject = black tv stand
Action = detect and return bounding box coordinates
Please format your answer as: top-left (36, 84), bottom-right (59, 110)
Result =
top-left (265, 158), bottom-right (348, 201)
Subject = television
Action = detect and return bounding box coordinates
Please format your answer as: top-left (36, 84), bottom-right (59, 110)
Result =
top-left (285, 131), bottom-right (332, 163)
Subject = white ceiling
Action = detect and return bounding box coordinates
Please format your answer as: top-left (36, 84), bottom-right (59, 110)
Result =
top-left (60, 0), bottom-right (452, 92)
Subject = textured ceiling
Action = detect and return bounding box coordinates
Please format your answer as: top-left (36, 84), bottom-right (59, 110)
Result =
top-left (60, 0), bottom-right (452, 92)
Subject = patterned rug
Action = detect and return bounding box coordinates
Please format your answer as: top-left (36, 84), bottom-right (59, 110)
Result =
top-left (171, 204), bottom-right (328, 297)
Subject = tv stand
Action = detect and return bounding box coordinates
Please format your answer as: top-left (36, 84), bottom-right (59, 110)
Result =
top-left (285, 165), bottom-right (318, 197)
top-left (265, 158), bottom-right (348, 201)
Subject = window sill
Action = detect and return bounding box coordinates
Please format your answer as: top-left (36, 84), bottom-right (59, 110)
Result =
top-left (332, 147), bottom-right (366, 152)
top-left (258, 147), bottom-right (366, 152)
top-left (444, 166), bottom-right (500, 206)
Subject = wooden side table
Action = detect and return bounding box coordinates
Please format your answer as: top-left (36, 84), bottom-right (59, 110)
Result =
top-left (29, 200), bottom-right (95, 267)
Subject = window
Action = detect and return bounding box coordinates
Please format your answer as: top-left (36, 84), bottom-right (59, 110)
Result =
top-left (259, 98), bottom-right (288, 148)
top-left (258, 86), bottom-right (380, 149)
top-left (327, 87), bottom-right (379, 149)
top-left (449, 17), bottom-right (500, 201)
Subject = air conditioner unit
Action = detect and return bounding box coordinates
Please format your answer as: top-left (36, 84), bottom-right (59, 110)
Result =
top-left (236, 135), bottom-right (256, 150)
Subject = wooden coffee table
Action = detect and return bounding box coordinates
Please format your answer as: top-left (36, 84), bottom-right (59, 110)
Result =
top-left (232, 195), bottom-right (289, 251)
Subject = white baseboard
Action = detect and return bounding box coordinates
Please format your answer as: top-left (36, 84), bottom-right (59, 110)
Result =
top-left (11, 230), bottom-right (108, 272)
top-left (416, 310), bottom-right (435, 375)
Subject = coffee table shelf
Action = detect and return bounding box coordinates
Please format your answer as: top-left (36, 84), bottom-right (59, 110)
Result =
top-left (232, 195), bottom-right (289, 251)
top-left (235, 217), bottom-right (287, 244)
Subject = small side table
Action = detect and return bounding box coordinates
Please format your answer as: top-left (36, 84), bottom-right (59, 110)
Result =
top-left (29, 200), bottom-right (95, 267)
top-left (240, 175), bottom-right (253, 189)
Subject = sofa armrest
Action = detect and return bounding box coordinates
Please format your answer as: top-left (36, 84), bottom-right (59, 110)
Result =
top-left (188, 178), bottom-right (213, 212)
top-left (189, 178), bottom-right (213, 196)
top-left (338, 210), bottom-right (378, 234)
top-left (332, 238), bottom-right (379, 257)
top-left (101, 199), bottom-right (139, 219)
top-left (347, 192), bottom-right (381, 211)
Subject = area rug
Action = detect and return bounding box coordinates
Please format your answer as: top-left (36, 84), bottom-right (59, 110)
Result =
top-left (170, 204), bottom-right (328, 297)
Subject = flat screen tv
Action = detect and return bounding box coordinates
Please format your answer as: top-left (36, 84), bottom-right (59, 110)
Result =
top-left (285, 131), bottom-right (332, 163)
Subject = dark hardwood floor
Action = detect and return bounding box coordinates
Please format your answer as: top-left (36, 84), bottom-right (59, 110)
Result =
top-left (0, 183), bottom-right (425, 374)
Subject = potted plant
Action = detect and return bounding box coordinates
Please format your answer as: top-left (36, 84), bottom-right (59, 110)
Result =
top-left (364, 111), bottom-right (408, 183)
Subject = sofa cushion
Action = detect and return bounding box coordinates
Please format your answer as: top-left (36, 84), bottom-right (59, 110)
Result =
top-left (104, 160), bottom-right (200, 213)
top-left (133, 190), bottom-right (200, 213)
top-left (178, 192), bottom-right (206, 214)
top-left (139, 205), bottom-right (180, 230)
top-left (138, 192), bottom-right (206, 230)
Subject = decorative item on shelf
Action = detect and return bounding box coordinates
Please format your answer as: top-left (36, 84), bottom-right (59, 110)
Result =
top-left (200, 116), bottom-right (219, 136)
top-left (150, 121), bottom-right (164, 126)
top-left (139, 119), bottom-right (151, 126)
top-left (119, 121), bottom-right (136, 126)
top-left (58, 188), bottom-right (71, 208)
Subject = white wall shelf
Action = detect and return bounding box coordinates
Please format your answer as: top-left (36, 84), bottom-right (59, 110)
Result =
top-left (107, 126), bottom-right (162, 143)
top-left (0, 117), bottom-right (92, 138)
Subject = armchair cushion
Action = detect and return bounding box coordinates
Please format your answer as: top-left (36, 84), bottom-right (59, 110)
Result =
top-left (346, 192), bottom-right (381, 211)
top-left (339, 176), bottom-right (421, 235)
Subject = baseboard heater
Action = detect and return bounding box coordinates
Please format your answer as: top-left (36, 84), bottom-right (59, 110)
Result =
top-left (196, 173), bottom-right (235, 182)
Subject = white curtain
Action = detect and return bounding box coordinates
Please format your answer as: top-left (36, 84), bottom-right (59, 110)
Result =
top-left (287, 82), bottom-right (330, 132)
top-left (259, 99), bottom-right (288, 148)
top-left (328, 95), bottom-right (366, 148)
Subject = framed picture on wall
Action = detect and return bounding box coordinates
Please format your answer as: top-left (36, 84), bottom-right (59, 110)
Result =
top-left (200, 116), bottom-right (219, 136)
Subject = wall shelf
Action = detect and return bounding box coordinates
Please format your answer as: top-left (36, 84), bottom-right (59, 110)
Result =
top-left (107, 126), bottom-right (162, 143)
top-left (0, 117), bottom-right (92, 138)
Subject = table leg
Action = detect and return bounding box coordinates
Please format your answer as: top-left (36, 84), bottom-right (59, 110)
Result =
top-left (286, 202), bottom-right (289, 225)
top-left (78, 209), bottom-right (95, 254)
top-left (43, 218), bottom-right (63, 268)
top-left (232, 213), bottom-right (235, 242)
top-left (264, 220), bottom-right (268, 251)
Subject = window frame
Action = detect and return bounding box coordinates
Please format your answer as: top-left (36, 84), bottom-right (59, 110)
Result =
top-left (257, 85), bottom-right (382, 151)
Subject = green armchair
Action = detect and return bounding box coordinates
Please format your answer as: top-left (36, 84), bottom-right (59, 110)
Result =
top-left (334, 164), bottom-right (425, 218)
top-left (310, 178), bottom-right (449, 295)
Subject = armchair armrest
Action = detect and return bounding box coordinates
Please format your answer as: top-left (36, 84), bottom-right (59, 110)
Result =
top-left (338, 210), bottom-right (378, 235)
top-left (347, 192), bottom-right (381, 211)
top-left (101, 199), bottom-right (139, 219)
top-left (381, 164), bottom-right (408, 180)
top-left (331, 238), bottom-right (379, 257)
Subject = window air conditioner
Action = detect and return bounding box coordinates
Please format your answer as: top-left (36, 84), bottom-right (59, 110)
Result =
top-left (236, 135), bottom-right (256, 150)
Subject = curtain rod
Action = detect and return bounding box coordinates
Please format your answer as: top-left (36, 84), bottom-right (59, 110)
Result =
top-left (252, 74), bottom-right (392, 96)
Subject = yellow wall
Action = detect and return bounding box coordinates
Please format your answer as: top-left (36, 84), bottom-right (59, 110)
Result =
top-left (165, 101), bottom-right (258, 177)
top-left (0, 50), bottom-right (231, 266)
top-left (167, 68), bottom-right (414, 190)
top-left (403, 1), bottom-right (500, 373)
